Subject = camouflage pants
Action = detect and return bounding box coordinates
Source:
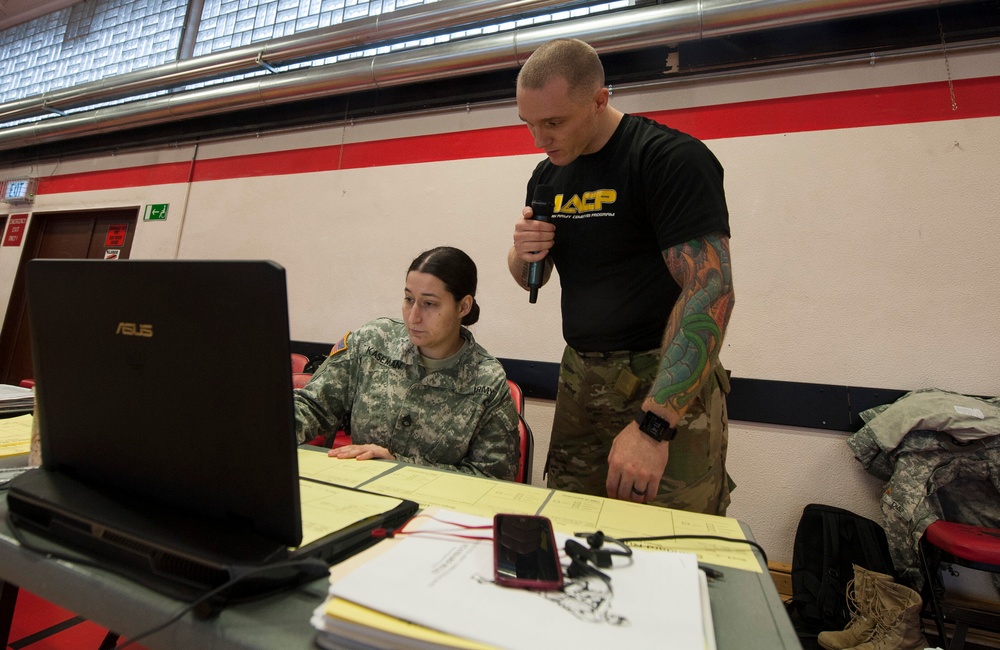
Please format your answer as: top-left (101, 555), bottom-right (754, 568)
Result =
top-left (545, 346), bottom-right (734, 516)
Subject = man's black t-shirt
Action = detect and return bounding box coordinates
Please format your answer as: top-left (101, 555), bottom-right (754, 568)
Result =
top-left (526, 114), bottom-right (730, 352)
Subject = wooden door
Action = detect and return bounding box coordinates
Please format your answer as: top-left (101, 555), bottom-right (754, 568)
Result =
top-left (0, 209), bottom-right (138, 384)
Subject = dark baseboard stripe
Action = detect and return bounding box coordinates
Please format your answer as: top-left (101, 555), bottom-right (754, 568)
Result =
top-left (290, 342), bottom-right (909, 433)
top-left (725, 377), bottom-right (909, 433)
top-left (492, 358), bottom-right (911, 433)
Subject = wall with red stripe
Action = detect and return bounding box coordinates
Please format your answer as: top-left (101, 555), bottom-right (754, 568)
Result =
top-left (2, 46), bottom-right (998, 570)
top-left (30, 74), bottom-right (1000, 194)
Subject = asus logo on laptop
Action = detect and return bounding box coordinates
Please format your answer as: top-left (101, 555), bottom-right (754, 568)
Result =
top-left (116, 322), bottom-right (153, 337)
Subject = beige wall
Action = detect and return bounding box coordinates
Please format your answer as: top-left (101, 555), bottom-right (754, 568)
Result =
top-left (2, 46), bottom-right (998, 590)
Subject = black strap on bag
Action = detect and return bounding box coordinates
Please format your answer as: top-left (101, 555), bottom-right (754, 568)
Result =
top-left (790, 503), bottom-right (896, 632)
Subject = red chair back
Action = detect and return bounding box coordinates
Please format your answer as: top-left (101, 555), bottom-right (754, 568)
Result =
top-left (506, 379), bottom-right (533, 484)
top-left (291, 353), bottom-right (309, 374)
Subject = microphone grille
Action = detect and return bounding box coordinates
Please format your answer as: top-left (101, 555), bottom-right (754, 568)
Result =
top-left (533, 184), bottom-right (555, 204)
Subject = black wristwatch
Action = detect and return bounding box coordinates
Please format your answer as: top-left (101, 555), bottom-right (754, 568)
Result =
top-left (635, 409), bottom-right (678, 442)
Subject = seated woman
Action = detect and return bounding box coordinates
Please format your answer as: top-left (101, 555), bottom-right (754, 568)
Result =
top-left (294, 246), bottom-right (520, 481)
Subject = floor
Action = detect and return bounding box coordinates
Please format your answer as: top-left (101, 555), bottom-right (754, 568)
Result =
top-left (4, 589), bottom-right (148, 650)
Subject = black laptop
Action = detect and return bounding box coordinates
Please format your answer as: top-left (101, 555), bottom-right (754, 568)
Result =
top-left (7, 259), bottom-right (417, 604)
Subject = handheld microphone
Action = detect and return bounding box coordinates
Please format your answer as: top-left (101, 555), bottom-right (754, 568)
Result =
top-left (527, 184), bottom-right (555, 304)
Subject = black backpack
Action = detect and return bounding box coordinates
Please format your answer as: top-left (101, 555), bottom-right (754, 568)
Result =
top-left (790, 503), bottom-right (896, 632)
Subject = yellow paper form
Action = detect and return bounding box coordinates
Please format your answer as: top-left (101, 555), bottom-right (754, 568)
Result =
top-left (359, 464), bottom-right (761, 573)
top-left (297, 478), bottom-right (409, 548)
top-left (540, 491), bottom-right (760, 573)
top-left (297, 448), bottom-right (397, 487)
top-left (360, 464), bottom-right (551, 519)
top-left (0, 413), bottom-right (32, 458)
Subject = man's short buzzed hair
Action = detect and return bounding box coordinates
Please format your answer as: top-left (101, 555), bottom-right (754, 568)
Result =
top-left (517, 38), bottom-right (605, 100)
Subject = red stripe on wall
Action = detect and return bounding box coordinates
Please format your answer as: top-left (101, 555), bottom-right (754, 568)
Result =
top-left (35, 75), bottom-right (1000, 195)
top-left (649, 75), bottom-right (1000, 140)
top-left (38, 161), bottom-right (193, 196)
top-left (190, 127), bottom-right (535, 182)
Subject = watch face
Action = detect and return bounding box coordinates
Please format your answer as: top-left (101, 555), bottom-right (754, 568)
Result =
top-left (637, 410), bottom-right (676, 442)
top-left (638, 411), bottom-right (662, 436)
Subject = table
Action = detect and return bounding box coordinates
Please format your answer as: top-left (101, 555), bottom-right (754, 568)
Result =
top-left (0, 476), bottom-right (800, 649)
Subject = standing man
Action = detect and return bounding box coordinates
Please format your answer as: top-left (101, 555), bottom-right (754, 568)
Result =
top-left (507, 38), bottom-right (735, 515)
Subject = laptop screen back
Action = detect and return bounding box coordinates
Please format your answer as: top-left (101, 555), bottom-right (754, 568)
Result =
top-left (25, 259), bottom-right (301, 547)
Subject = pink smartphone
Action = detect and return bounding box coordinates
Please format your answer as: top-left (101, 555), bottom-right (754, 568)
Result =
top-left (493, 514), bottom-right (564, 590)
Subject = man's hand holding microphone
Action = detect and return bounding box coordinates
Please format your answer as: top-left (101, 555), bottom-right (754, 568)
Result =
top-left (510, 184), bottom-right (556, 303)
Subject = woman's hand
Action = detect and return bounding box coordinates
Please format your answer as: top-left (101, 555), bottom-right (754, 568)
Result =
top-left (327, 444), bottom-right (395, 461)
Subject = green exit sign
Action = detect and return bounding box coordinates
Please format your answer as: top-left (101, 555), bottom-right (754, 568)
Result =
top-left (143, 203), bottom-right (169, 221)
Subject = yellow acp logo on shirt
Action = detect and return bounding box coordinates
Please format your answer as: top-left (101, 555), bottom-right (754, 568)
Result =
top-left (555, 189), bottom-right (617, 214)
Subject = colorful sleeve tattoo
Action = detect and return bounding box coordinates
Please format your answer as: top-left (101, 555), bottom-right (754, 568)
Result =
top-left (651, 233), bottom-right (734, 412)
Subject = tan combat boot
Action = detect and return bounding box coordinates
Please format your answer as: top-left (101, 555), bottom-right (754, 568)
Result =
top-left (849, 579), bottom-right (928, 650)
top-left (817, 564), bottom-right (895, 650)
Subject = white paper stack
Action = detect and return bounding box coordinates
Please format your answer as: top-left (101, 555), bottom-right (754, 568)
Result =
top-left (311, 510), bottom-right (715, 650)
top-left (0, 384), bottom-right (33, 414)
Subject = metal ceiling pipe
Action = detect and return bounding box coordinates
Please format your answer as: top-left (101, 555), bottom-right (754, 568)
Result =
top-left (0, 0), bottom-right (587, 124)
top-left (0, 0), bottom-right (974, 153)
top-left (177, 0), bottom-right (207, 61)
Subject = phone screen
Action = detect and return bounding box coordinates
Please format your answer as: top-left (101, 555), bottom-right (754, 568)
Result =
top-left (493, 514), bottom-right (563, 590)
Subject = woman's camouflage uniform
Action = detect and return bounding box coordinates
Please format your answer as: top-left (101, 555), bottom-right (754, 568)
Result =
top-left (294, 318), bottom-right (520, 481)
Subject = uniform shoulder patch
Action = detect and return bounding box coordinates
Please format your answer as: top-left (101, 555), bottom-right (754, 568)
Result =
top-left (329, 331), bottom-right (351, 357)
